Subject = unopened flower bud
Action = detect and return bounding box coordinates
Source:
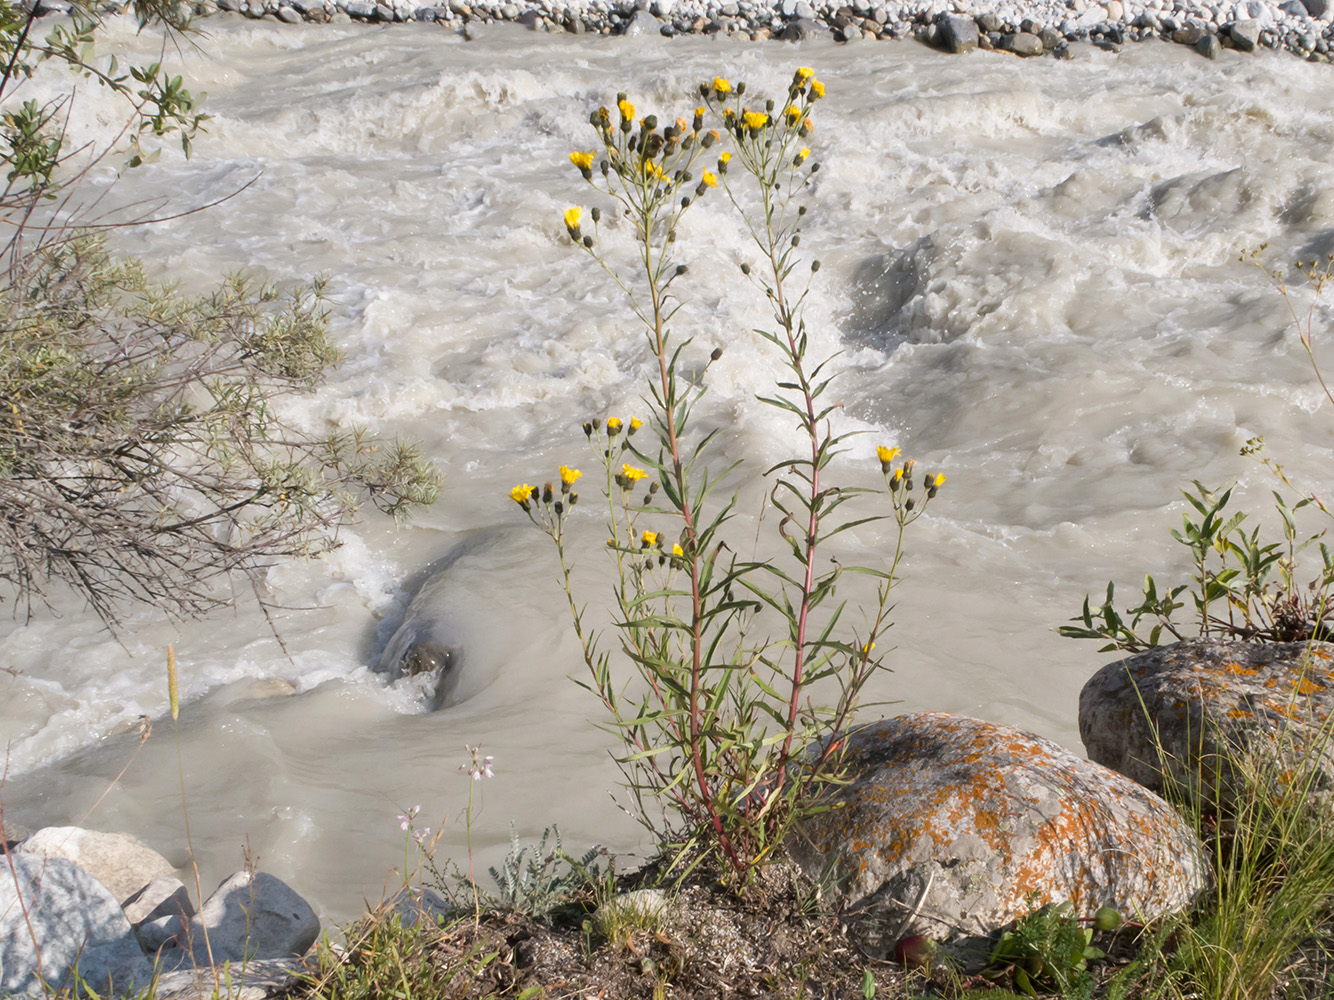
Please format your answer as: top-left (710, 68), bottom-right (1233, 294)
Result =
top-left (710, 347), bottom-right (723, 361)
top-left (583, 235), bottom-right (594, 248)
top-left (643, 114), bottom-right (658, 131)
top-left (675, 264), bottom-right (687, 276)
top-left (791, 235), bottom-right (800, 247)
top-left (648, 481), bottom-right (659, 494)
top-left (735, 81), bottom-right (746, 95)
top-left (583, 422), bottom-right (593, 437)
top-left (905, 497), bottom-right (915, 511)
top-left (570, 493), bottom-right (578, 506)
top-left (543, 482), bottom-right (554, 504)
top-left (682, 196), bottom-right (692, 208)
top-left (740, 263), bottom-right (750, 275)
top-left (591, 207), bottom-right (601, 223)
top-left (554, 500), bottom-right (564, 515)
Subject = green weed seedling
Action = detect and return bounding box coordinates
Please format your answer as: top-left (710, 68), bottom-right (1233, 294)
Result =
top-left (985, 900), bottom-right (1105, 1000)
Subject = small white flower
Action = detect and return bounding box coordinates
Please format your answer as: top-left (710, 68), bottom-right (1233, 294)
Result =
top-left (460, 744), bottom-right (495, 781)
top-left (397, 804), bottom-right (421, 831)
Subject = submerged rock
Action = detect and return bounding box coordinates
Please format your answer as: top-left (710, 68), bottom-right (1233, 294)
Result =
top-left (788, 712), bottom-right (1207, 970)
top-left (1080, 639), bottom-right (1334, 808)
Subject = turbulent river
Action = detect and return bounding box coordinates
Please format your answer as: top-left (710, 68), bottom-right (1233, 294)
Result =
top-left (3, 20), bottom-right (1333, 921)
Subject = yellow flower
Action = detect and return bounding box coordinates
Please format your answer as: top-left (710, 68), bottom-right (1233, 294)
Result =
top-left (629, 417), bottom-right (643, 433)
top-left (641, 160), bottom-right (666, 181)
top-left (509, 483), bottom-right (534, 504)
top-left (712, 77), bottom-right (731, 95)
top-left (559, 465), bottom-right (581, 487)
top-left (876, 445), bottom-right (901, 465)
top-left (618, 98), bottom-right (636, 121)
top-left (892, 468), bottom-right (904, 483)
top-left (862, 641), bottom-right (875, 654)
top-left (694, 105), bottom-right (706, 118)
top-left (743, 111), bottom-right (769, 131)
top-left (784, 105), bottom-right (802, 124)
top-left (719, 151), bottom-right (732, 164)
top-left (563, 206), bottom-right (582, 233)
top-left (794, 147), bottom-right (810, 166)
top-left (671, 543), bottom-right (684, 557)
top-left (701, 169), bottom-right (717, 188)
top-left (795, 67), bottom-right (815, 84)
top-left (622, 464), bottom-right (648, 484)
top-left (931, 473), bottom-right (947, 487)
top-left (641, 530), bottom-right (658, 548)
top-left (569, 150), bottom-right (595, 171)
top-left (810, 79), bottom-right (825, 100)
top-left (607, 417), bottom-right (622, 435)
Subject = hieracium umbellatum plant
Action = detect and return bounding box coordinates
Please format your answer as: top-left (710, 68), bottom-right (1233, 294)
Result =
top-left (509, 70), bottom-right (946, 884)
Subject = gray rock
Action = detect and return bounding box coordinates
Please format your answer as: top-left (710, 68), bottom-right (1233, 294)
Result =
top-left (344, 1), bottom-right (376, 15)
top-left (19, 827), bottom-right (177, 905)
top-left (153, 957), bottom-right (305, 1000)
top-left (1196, 30), bottom-right (1222, 54)
top-left (937, 12), bottom-right (979, 49)
top-left (1, 855), bottom-right (153, 997)
top-left (1081, 640), bottom-right (1334, 809)
top-left (976, 9), bottom-right (1000, 30)
top-left (276, 5), bottom-right (301, 19)
top-left (387, 886), bottom-right (458, 927)
top-left (789, 713), bottom-right (1208, 972)
top-left (1279, 0), bottom-right (1308, 15)
top-left (1229, 17), bottom-right (1260, 46)
top-left (621, 8), bottom-right (660, 33)
top-left (373, 3), bottom-right (393, 17)
top-left (1301, 0), bottom-right (1329, 17)
top-left (1172, 23), bottom-right (1205, 41)
top-left (123, 877), bottom-right (196, 926)
top-left (1001, 29), bottom-right (1046, 52)
top-left (216, 0), bottom-right (243, 10)
top-left (1105, 0), bottom-right (1123, 17)
top-left (1040, 24), bottom-right (1063, 45)
top-left (157, 872), bottom-right (319, 969)
top-left (781, 15), bottom-right (829, 36)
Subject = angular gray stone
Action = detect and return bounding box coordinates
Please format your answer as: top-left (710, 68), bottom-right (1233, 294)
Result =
top-left (123, 876), bottom-right (196, 926)
top-left (1196, 31), bottom-right (1222, 56)
top-left (276, 5), bottom-right (301, 19)
top-left (621, 8), bottom-right (660, 33)
top-left (1081, 640), bottom-right (1334, 808)
top-left (153, 957), bottom-right (305, 1000)
top-left (789, 713), bottom-right (1208, 971)
top-left (1301, 0), bottom-right (1329, 17)
top-left (781, 15), bottom-right (829, 37)
top-left (937, 12), bottom-right (979, 50)
top-left (1, 854), bottom-right (153, 997)
top-left (156, 872), bottom-right (319, 970)
top-left (1229, 17), bottom-right (1260, 48)
top-left (1001, 29), bottom-right (1046, 53)
top-left (1172, 23), bottom-right (1205, 42)
top-left (18, 827), bottom-right (177, 905)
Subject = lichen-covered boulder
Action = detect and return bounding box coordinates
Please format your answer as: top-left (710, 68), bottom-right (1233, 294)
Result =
top-left (1080, 639), bottom-right (1334, 807)
top-left (787, 713), bottom-right (1207, 969)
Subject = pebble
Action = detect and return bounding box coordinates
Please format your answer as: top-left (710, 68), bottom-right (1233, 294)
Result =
top-left (43, 0), bottom-right (1334, 58)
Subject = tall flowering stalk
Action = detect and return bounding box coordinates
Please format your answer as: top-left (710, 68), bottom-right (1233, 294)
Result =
top-left (511, 71), bottom-right (945, 883)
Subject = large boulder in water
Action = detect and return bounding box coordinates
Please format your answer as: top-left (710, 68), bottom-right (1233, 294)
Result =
top-left (788, 713), bottom-right (1207, 969)
top-left (1080, 639), bottom-right (1334, 808)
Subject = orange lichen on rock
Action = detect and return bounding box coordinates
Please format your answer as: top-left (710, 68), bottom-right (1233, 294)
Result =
top-left (789, 713), bottom-right (1207, 971)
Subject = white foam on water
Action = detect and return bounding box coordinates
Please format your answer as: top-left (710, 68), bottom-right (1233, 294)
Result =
top-left (4, 23), bottom-right (1334, 920)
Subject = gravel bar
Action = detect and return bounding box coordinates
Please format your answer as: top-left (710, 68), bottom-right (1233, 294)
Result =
top-left (29, 0), bottom-right (1334, 59)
